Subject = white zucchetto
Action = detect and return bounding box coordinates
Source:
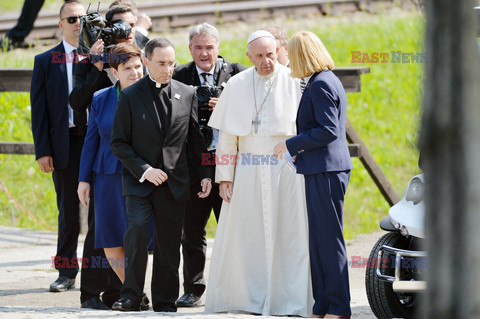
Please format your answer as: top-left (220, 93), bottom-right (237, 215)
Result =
top-left (247, 30), bottom-right (275, 45)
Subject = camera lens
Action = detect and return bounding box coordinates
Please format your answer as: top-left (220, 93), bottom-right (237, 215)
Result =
top-left (196, 86), bottom-right (211, 104)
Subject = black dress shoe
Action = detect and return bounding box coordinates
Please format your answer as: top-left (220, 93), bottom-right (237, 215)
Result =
top-left (175, 293), bottom-right (200, 307)
top-left (140, 293), bottom-right (150, 311)
top-left (49, 276), bottom-right (75, 292)
top-left (112, 297), bottom-right (140, 311)
top-left (81, 296), bottom-right (110, 310)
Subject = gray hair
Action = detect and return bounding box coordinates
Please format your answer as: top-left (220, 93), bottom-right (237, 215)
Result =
top-left (188, 22), bottom-right (220, 44)
top-left (264, 26), bottom-right (288, 46)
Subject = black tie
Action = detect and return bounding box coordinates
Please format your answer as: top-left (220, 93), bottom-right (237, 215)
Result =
top-left (71, 49), bottom-right (87, 127)
top-left (200, 72), bottom-right (210, 85)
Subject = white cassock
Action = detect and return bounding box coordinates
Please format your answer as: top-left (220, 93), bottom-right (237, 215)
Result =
top-left (206, 62), bottom-right (314, 317)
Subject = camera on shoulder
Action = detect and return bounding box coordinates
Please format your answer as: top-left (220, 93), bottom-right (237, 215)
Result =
top-left (78, 12), bottom-right (132, 55)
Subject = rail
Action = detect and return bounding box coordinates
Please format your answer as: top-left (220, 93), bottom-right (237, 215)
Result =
top-left (0, 0), bottom-right (390, 39)
top-left (0, 65), bottom-right (400, 205)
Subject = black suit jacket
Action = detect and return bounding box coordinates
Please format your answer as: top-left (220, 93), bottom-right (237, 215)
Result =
top-left (173, 56), bottom-right (246, 89)
top-left (30, 42), bottom-right (72, 169)
top-left (173, 56), bottom-right (246, 182)
top-left (111, 77), bottom-right (211, 202)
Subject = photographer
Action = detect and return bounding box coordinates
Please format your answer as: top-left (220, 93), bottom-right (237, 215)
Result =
top-left (109, 0), bottom-right (152, 48)
top-left (69, 5), bottom-right (145, 112)
top-left (172, 22), bottom-right (246, 307)
top-left (68, 4), bottom-right (149, 310)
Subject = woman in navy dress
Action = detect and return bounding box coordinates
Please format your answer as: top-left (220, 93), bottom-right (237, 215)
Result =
top-left (78, 43), bottom-right (143, 283)
top-left (274, 31), bottom-right (353, 318)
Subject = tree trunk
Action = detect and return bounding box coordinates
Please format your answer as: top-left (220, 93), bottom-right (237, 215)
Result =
top-left (419, 0), bottom-right (480, 317)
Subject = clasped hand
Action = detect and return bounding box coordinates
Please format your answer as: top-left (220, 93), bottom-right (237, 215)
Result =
top-left (219, 181), bottom-right (233, 203)
top-left (146, 168), bottom-right (212, 198)
top-left (145, 168), bottom-right (168, 186)
top-left (198, 178), bottom-right (212, 198)
top-left (273, 141), bottom-right (288, 158)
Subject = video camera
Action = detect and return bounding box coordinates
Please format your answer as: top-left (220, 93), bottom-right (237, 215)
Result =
top-left (78, 11), bottom-right (132, 54)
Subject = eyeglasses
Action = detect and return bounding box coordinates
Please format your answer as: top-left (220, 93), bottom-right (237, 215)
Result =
top-left (61, 16), bottom-right (80, 24)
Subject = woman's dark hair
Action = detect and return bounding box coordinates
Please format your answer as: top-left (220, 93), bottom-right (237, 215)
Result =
top-left (109, 42), bottom-right (142, 70)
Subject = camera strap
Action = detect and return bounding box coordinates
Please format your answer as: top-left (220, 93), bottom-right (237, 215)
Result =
top-left (212, 58), bottom-right (223, 87)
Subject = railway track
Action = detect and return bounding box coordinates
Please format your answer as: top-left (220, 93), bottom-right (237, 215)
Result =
top-left (0, 0), bottom-right (397, 40)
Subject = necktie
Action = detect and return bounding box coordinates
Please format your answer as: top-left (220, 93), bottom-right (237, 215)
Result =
top-left (71, 49), bottom-right (87, 127)
top-left (300, 78), bottom-right (306, 93)
top-left (200, 72), bottom-right (210, 85)
top-left (71, 49), bottom-right (77, 76)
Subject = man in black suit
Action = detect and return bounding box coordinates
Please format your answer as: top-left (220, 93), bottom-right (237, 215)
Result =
top-left (110, 38), bottom-right (212, 312)
top-left (30, 0), bottom-right (86, 294)
top-left (68, 4), bottom-right (150, 310)
top-left (172, 22), bottom-right (246, 307)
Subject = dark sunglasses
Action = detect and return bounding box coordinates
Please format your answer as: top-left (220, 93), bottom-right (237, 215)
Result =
top-left (61, 16), bottom-right (80, 24)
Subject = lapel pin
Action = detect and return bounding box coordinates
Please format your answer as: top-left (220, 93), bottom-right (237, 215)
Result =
top-left (174, 93), bottom-right (180, 100)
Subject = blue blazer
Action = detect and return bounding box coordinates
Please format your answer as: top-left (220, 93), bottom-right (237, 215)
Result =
top-left (31, 42), bottom-right (71, 169)
top-left (286, 70), bottom-right (353, 175)
top-left (79, 83), bottom-right (122, 182)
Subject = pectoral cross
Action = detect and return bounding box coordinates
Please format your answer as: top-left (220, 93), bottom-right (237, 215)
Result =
top-left (252, 116), bottom-right (261, 134)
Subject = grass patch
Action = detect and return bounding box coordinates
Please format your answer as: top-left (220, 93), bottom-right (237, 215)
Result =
top-left (0, 9), bottom-right (425, 239)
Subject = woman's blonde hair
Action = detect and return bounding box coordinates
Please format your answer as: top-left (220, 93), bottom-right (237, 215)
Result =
top-left (289, 31), bottom-right (335, 79)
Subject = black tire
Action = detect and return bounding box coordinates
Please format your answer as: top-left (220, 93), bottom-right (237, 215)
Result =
top-left (365, 232), bottom-right (417, 319)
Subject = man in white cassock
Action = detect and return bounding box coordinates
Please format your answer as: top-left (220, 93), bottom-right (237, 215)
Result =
top-left (205, 30), bottom-right (313, 317)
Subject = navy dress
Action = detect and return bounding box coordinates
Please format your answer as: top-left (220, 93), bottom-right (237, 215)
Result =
top-left (79, 83), bottom-right (127, 248)
top-left (286, 70), bottom-right (353, 317)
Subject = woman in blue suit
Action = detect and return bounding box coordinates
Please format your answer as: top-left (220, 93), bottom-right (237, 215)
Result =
top-left (274, 31), bottom-right (353, 319)
top-left (78, 43), bottom-right (143, 283)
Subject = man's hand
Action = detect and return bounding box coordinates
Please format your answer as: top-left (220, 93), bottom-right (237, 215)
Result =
top-left (90, 39), bottom-right (104, 71)
top-left (273, 140), bottom-right (288, 159)
top-left (136, 13), bottom-right (152, 30)
top-left (197, 178), bottom-right (212, 198)
top-left (208, 97), bottom-right (219, 111)
top-left (219, 181), bottom-right (233, 203)
top-left (37, 156), bottom-right (54, 173)
top-left (145, 168), bottom-right (168, 186)
top-left (77, 182), bottom-right (90, 207)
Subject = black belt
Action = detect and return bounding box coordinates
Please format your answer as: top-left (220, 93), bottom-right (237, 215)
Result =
top-left (70, 125), bottom-right (87, 136)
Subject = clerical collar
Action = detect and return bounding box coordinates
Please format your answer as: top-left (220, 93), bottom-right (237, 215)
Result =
top-left (148, 74), bottom-right (168, 89)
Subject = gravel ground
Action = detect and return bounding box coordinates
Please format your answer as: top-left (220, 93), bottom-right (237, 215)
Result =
top-left (0, 226), bottom-right (382, 318)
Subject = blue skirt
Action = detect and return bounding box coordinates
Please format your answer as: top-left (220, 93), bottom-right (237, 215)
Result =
top-left (94, 173), bottom-right (128, 249)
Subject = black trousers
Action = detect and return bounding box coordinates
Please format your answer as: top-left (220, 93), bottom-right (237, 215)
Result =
top-left (181, 182), bottom-right (221, 297)
top-left (79, 176), bottom-right (122, 306)
top-left (122, 185), bottom-right (185, 312)
top-left (51, 134), bottom-right (83, 279)
top-left (6, 0), bottom-right (45, 42)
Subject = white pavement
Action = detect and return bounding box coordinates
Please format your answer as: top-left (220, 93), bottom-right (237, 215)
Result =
top-left (0, 226), bottom-right (379, 318)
